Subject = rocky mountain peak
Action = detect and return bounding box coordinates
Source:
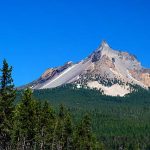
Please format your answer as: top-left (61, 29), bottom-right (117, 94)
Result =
top-left (101, 40), bottom-right (110, 48)
top-left (97, 40), bottom-right (111, 52)
top-left (91, 40), bottom-right (112, 62)
top-left (21, 40), bottom-right (150, 96)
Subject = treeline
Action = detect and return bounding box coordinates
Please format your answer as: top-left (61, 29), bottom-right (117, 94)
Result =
top-left (27, 85), bottom-right (150, 149)
top-left (0, 60), bottom-right (103, 150)
top-left (1, 59), bottom-right (150, 149)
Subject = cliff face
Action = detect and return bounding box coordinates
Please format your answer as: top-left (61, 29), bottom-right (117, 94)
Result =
top-left (21, 41), bottom-right (150, 96)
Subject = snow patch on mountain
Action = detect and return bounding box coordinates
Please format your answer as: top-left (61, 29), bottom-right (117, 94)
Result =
top-left (20, 40), bottom-right (150, 96)
top-left (40, 64), bottom-right (77, 89)
top-left (39, 60), bottom-right (92, 89)
top-left (87, 81), bottom-right (130, 96)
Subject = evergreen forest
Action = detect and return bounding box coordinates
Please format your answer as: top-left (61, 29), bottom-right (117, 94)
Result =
top-left (1, 59), bottom-right (150, 150)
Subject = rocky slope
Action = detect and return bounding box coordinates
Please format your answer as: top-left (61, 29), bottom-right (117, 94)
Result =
top-left (21, 41), bottom-right (150, 96)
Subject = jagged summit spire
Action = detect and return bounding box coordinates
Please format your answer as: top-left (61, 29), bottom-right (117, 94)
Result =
top-left (96, 40), bottom-right (111, 52)
top-left (100, 40), bottom-right (110, 48)
top-left (101, 40), bottom-right (110, 47)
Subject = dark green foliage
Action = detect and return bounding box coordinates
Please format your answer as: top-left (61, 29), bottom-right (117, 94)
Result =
top-left (12, 88), bottom-right (37, 149)
top-left (12, 88), bottom-right (102, 149)
top-left (0, 60), bottom-right (102, 149)
top-left (0, 59), bottom-right (16, 149)
top-left (51, 104), bottom-right (74, 150)
top-left (18, 84), bottom-right (150, 149)
top-left (1, 60), bottom-right (150, 149)
top-left (34, 101), bottom-right (55, 149)
top-left (74, 114), bottom-right (104, 150)
top-left (74, 73), bottom-right (128, 87)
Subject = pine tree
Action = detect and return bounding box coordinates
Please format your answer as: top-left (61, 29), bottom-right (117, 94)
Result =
top-left (34, 101), bottom-right (55, 149)
top-left (63, 113), bottom-right (73, 150)
top-left (74, 114), bottom-right (104, 150)
top-left (12, 88), bottom-right (36, 149)
top-left (0, 59), bottom-right (16, 149)
top-left (52, 104), bottom-right (74, 150)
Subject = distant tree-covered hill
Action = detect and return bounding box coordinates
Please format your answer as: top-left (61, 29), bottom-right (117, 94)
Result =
top-left (16, 85), bottom-right (150, 149)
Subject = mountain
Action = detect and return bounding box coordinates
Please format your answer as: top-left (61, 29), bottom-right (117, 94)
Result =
top-left (21, 41), bottom-right (150, 96)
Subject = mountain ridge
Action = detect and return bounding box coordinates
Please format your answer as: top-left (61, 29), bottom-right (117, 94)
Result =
top-left (21, 41), bottom-right (150, 96)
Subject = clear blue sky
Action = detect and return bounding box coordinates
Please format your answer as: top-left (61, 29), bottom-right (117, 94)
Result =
top-left (0, 0), bottom-right (150, 86)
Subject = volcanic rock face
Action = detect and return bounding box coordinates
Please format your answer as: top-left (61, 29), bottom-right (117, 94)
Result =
top-left (22, 41), bottom-right (150, 96)
top-left (140, 73), bottom-right (150, 87)
top-left (41, 68), bottom-right (54, 80)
